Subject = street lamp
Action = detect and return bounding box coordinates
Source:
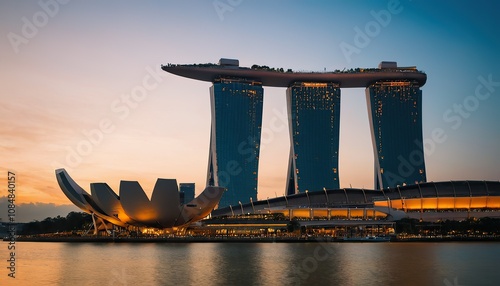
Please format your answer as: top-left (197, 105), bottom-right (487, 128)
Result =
top-left (305, 190), bottom-right (311, 208)
top-left (323, 187), bottom-right (329, 206)
top-left (250, 197), bottom-right (255, 213)
top-left (229, 205), bottom-right (235, 216)
top-left (266, 197), bottom-right (271, 210)
top-left (239, 201), bottom-right (244, 215)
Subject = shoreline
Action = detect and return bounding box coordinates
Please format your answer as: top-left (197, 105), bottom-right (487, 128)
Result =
top-left (6, 236), bottom-right (500, 243)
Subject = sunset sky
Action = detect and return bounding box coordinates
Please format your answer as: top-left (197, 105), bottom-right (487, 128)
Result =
top-left (1, 0), bottom-right (499, 222)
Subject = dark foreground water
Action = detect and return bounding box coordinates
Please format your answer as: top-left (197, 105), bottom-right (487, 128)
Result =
top-left (3, 242), bottom-right (500, 286)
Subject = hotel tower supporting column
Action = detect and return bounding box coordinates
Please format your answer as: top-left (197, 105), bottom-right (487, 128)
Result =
top-left (286, 82), bottom-right (341, 195)
top-left (366, 80), bottom-right (427, 190)
top-left (207, 78), bottom-right (264, 207)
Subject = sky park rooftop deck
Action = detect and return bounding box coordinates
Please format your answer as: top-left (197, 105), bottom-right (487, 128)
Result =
top-left (161, 59), bottom-right (427, 88)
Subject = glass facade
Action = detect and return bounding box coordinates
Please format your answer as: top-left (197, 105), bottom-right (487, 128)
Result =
top-left (366, 81), bottom-right (427, 190)
top-left (179, 183), bottom-right (195, 205)
top-left (207, 79), bottom-right (263, 208)
top-left (286, 82), bottom-right (341, 194)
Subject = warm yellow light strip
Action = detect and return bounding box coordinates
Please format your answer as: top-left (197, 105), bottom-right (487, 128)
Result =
top-left (205, 223), bottom-right (288, 227)
top-left (302, 82), bottom-right (328, 87)
top-left (380, 81), bottom-right (411, 87)
top-left (374, 196), bottom-right (500, 210)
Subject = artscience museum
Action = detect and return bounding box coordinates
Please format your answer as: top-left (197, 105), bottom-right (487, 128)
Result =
top-left (55, 169), bottom-right (225, 234)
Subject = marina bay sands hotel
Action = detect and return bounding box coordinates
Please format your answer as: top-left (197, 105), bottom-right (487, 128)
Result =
top-left (162, 59), bottom-right (427, 208)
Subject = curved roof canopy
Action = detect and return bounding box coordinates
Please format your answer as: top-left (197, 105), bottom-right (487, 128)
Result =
top-left (211, 180), bottom-right (500, 217)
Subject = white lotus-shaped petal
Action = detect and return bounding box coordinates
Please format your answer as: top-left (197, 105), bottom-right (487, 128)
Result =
top-left (56, 168), bottom-right (92, 212)
top-left (120, 180), bottom-right (160, 227)
top-left (177, 186), bottom-right (226, 225)
top-left (150, 179), bottom-right (181, 227)
top-left (56, 169), bottom-right (128, 227)
top-left (90, 182), bottom-right (135, 225)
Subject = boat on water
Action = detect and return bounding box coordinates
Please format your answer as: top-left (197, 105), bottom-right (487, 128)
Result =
top-left (343, 236), bottom-right (391, 242)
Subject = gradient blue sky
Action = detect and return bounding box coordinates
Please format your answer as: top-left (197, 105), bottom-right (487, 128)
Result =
top-left (1, 0), bottom-right (499, 221)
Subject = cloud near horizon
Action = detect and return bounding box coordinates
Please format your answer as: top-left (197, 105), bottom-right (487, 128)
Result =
top-left (0, 196), bottom-right (79, 223)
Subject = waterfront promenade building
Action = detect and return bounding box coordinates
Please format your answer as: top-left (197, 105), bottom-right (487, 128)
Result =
top-left (211, 180), bottom-right (500, 223)
top-left (286, 82), bottom-right (341, 194)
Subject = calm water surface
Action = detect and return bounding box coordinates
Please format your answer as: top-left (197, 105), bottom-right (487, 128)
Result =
top-left (3, 242), bottom-right (500, 286)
